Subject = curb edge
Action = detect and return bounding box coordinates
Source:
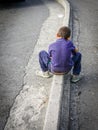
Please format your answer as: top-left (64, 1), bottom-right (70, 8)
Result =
top-left (43, 1), bottom-right (70, 130)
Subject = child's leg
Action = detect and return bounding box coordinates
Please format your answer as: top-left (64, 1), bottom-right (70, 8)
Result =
top-left (39, 50), bottom-right (51, 72)
top-left (72, 52), bottom-right (82, 75)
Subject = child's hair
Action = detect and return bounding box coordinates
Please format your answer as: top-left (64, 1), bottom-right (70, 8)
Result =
top-left (57, 26), bottom-right (71, 40)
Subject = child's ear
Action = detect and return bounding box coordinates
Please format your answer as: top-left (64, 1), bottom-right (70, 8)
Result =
top-left (67, 36), bottom-right (71, 40)
top-left (56, 33), bottom-right (60, 38)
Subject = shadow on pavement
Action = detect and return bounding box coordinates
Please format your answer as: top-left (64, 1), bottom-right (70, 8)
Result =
top-left (0, 0), bottom-right (43, 10)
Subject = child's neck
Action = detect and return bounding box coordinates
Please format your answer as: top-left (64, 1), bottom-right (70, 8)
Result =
top-left (56, 37), bottom-right (69, 41)
top-left (56, 36), bottom-right (62, 39)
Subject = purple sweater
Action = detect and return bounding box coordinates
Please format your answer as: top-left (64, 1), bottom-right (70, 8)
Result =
top-left (48, 38), bottom-right (75, 73)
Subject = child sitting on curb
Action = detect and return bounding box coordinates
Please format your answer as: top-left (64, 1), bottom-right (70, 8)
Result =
top-left (36, 26), bottom-right (82, 83)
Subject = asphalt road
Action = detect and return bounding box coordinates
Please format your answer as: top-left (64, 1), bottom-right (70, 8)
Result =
top-left (68, 0), bottom-right (98, 129)
top-left (0, 0), bottom-right (49, 129)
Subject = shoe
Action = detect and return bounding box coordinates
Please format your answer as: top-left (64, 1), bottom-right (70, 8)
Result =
top-left (71, 75), bottom-right (81, 83)
top-left (36, 70), bottom-right (53, 78)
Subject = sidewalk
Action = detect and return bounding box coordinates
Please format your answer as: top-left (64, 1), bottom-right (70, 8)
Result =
top-left (4, 0), bottom-right (70, 130)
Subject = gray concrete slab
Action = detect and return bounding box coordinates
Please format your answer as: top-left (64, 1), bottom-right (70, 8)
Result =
top-left (43, 74), bottom-right (71, 130)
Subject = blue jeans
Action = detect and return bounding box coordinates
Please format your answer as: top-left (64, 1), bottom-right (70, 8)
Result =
top-left (72, 52), bottom-right (82, 75)
top-left (39, 50), bottom-right (82, 75)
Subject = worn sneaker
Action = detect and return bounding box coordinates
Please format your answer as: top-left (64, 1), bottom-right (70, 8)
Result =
top-left (71, 75), bottom-right (81, 83)
top-left (36, 70), bottom-right (53, 78)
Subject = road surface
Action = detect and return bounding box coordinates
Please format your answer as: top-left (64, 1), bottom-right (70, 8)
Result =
top-left (69, 0), bottom-right (98, 129)
top-left (0, 0), bottom-right (49, 129)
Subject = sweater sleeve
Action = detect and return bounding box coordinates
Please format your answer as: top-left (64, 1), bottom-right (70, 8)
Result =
top-left (48, 44), bottom-right (52, 57)
top-left (69, 41), bottom-right (75, 51)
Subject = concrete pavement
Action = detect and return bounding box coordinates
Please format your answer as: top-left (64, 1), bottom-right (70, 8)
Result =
top-left (4, 0), bottom-right (70, 130)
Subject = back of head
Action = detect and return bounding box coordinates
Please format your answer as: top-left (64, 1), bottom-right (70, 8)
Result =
top-left (57, 26), bottom-right (71, 40)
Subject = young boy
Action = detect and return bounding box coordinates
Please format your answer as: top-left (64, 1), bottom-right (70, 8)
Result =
top-left (36, 26), bottom-right (82, 83)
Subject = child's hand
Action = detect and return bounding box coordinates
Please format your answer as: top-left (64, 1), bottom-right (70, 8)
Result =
top-left (75, 47), bottom-right (79, 52)
top-left (72, 47), bottom-right (79, 55)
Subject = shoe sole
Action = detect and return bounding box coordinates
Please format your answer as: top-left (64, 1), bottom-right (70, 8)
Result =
top-left (70, 78), bottom-right (81, 83)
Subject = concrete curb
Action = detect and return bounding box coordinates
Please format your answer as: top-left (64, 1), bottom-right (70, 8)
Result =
top-left (43, 75), bottom-right (64, 130)
top-left (56, 0), bottom-right (70, 26)
top-left (43, 0), bottom-right (70, 130)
